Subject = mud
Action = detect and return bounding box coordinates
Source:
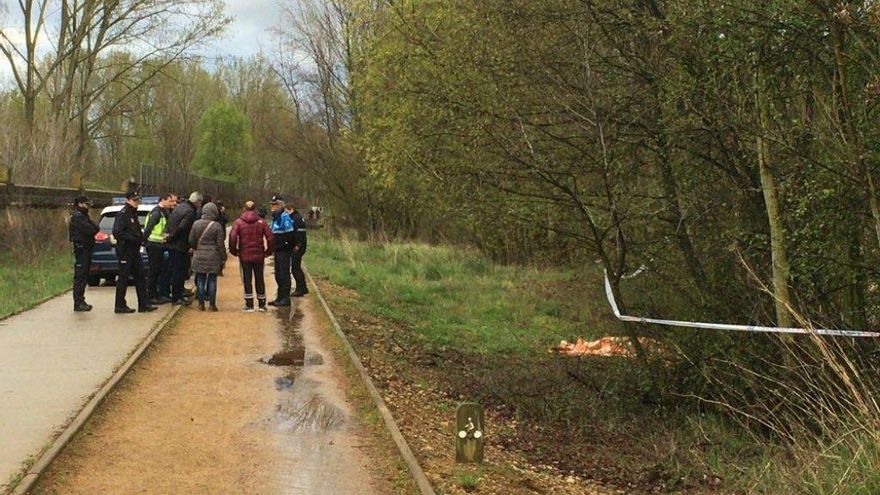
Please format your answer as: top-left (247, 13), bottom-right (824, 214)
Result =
top-left (264, 349), bottom-right (306, 366)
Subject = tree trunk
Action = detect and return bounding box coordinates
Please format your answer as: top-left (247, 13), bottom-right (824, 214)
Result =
top-left (755, 68), bottom-right (794, 328)
top-left (607, 273), bottom-right (649, 365)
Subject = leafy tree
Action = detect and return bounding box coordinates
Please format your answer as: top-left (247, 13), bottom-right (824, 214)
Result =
top-left (191, 102), bottom-right (253, 181)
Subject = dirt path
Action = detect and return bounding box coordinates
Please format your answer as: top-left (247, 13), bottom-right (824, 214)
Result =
top-left (32, 257), bottom-right (390, 495)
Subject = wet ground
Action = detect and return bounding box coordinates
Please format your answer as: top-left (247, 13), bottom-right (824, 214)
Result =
top-left (270, 303), bottom-right (380, 493)
top-left (31, 257), bottom-right (390, 494)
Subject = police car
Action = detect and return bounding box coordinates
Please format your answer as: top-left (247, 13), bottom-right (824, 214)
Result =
top-left (88, 196), bottom-right (159, 286)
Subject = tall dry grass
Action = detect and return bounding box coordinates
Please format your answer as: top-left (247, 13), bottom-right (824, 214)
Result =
top-left (0, 207), bottom-right (71, 262)
top-left (699, 274), bottom-right (880, 493)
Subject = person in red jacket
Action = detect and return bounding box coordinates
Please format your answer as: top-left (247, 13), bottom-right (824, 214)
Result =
top-left (228, 201), bottom-right (276, 312)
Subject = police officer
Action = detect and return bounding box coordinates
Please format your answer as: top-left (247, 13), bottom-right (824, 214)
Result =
top-left (69, 195), bottom-right (100, 312)
top-left (268, 195), bottom-right (294, 307)
top-left (287, 205), bottom-right (309, 297)
top-left (143, 193), bottom-right (176, 304)
top-left (112, 191), bottom-right (157, 314)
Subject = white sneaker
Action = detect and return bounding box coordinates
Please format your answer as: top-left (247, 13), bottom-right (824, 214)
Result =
top-left (242, 307), bottom-right (255, 313)
top-left (257, 307), bottom-right (267, 312)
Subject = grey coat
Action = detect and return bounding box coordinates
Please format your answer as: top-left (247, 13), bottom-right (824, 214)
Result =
top-left (189, 203), bottom-right (227, 274)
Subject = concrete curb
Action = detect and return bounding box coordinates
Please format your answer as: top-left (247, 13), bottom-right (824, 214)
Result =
top-left (6, 304), bottom-right (183, 495)
top-left (306, 268), bottom-right (437, 495)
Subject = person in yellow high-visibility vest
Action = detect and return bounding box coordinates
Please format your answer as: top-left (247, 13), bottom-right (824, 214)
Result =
top-left (144, 193), bottom-right (177, 304)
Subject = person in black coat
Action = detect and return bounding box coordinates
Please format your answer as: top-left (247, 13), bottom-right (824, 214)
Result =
top-left (165, 191), bottom-right (202, 304)
top-left (112, 191), bottom-right (157, 314)
top-left (69, 195), bottom-right (100, 312)
top-left (287, 206), bottom-right (309, 297)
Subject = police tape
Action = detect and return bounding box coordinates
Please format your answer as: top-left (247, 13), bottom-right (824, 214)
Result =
top-left (603, 271), bottom-right (880, 338)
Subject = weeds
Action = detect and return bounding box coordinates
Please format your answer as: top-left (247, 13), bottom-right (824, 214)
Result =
top-left (454, 467), bottom-right (482, 492)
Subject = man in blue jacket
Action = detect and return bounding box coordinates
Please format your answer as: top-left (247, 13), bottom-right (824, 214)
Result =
top-left (268, 194), bottom-right (294, 307)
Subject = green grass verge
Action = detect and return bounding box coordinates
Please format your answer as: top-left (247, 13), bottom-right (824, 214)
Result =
top-left (0, 251), bottom-right (72, 319)
top-left (306, 230), bottom-right (611, 356)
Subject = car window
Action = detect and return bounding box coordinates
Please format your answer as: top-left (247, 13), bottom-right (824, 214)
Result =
top-left (99, 212), bottom-right (149, 231)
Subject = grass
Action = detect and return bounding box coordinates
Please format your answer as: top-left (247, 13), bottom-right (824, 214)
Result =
top-left (305, 230), bottom-right (612, 357)
top-left (454, 467), bottom-right (482, 492)
top-left (0, 251), bottom-right (72, 319)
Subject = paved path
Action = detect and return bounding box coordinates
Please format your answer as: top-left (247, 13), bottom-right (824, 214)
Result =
top-left (0, 287), bottom-right (174, 491)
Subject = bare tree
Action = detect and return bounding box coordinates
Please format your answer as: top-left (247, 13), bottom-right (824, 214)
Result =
top-left (0, 0), bottom-right (227, 180)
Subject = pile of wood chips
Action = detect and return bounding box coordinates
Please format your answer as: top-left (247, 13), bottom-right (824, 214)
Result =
top-left (554, 336), bottom-right (636, 357)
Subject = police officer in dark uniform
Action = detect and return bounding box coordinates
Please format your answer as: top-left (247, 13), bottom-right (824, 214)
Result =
top-left (69, 195), bottom-right (100, 312)
top-left (112, 191), bottom-right (157, 314)
top-left (288, 206), bottom-right (309, 297)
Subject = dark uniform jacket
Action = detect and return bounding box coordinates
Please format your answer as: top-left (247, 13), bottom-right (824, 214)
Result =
top-left (112, 204), bottom-right (144, 254)
top-left (165, 200), bottom-right (197, 252)
top-left (291, 210), bottom-right (307, 254)
top-left (69, 209), bottom-right (100, 248)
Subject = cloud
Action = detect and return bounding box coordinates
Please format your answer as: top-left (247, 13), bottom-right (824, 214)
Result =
top-left (201, 0), bottom-right (283, 60)
top-left (0, 0), bottom-right (282, 87)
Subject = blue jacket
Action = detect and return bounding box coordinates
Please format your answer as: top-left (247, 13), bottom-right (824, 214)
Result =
top-left (270, 210), bottom-right (295, 252)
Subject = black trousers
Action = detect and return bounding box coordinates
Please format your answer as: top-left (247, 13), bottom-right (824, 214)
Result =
top-left (273, 249), bottom-right (292, 302)
top-left (291, 249), bottom-right (307, 293)
top-left (169, 249), bottom-right (189, 302)
top-left (240, 261), bottom-right (266, 307)
top-left (146, 244), bottom-right (170, 299)
top-left (72, 243), bottom-right (92, 306)
top-left (116, 247), bottom-right (148, 309)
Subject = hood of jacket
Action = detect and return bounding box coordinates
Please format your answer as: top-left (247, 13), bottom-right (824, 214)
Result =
top-left (239, 210), bottom-right (261, 224)
top-left (201, 202), bottom-right (219, 221)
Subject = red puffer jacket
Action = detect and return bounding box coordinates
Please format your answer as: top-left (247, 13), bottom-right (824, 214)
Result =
top-left (229, 210), bottom-right (275, 263)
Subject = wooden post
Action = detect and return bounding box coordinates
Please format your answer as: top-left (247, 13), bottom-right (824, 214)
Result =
top-left (455, 403), bottom-right (485, 464)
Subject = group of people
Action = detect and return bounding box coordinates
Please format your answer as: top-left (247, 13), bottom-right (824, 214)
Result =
top-left (68, 191), bottom-right (308, 314)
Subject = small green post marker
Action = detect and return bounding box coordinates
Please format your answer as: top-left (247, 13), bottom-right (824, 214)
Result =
top-left (456, 402), bottom-right (484, 464)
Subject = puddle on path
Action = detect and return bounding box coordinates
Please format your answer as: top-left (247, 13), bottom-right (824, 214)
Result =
top-left (263, 305), bottom-right (343, 434)
top-left (276, 381), bottom-right (347, 433)
top-left (263, 349), bottom-right (305, 366)
top-left (261, 300), bottom-right (377, 494)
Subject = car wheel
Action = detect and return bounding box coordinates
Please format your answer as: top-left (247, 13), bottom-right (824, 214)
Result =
top-left (88, 275), bottom-right (101, 287)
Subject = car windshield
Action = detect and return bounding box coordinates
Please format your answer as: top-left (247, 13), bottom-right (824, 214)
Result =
top-left (99, 212), bottom-right (149, 232)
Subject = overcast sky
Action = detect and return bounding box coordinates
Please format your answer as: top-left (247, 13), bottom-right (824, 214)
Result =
top-left (203, 0), bottom-right (282, 60)
top-left (0, 0), bottom-right (283, 87)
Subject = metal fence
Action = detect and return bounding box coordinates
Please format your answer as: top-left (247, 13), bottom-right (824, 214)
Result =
top-left (136, 165), bottom-right (275, 206)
